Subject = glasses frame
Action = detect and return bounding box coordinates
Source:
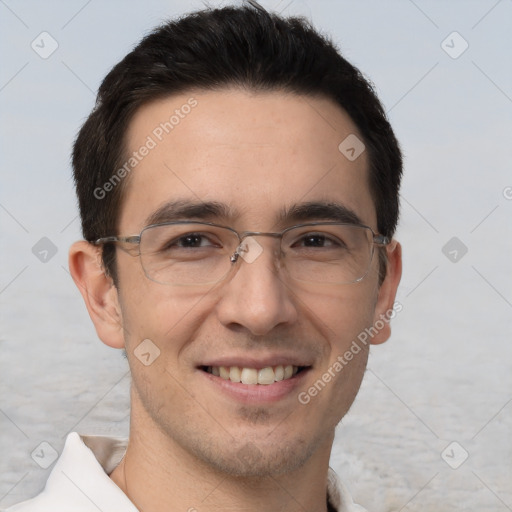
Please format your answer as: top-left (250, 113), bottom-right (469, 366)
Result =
top-left (93, 220), bottom-right (390, 285)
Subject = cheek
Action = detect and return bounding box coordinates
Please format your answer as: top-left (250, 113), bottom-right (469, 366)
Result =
top-left (118, 270), bottom-right (216, 362)
top-left (305, 288), bottom-right (375, 422)
top-left (298, 281), bottom-right (378, 345)
top-left (119, 287), bottom-right (204, 410)
top-left (297, 282), bottom-right (377, 410)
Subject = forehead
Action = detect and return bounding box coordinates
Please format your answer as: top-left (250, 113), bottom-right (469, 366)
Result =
top-left (119, 88), bottom-right (375, 232)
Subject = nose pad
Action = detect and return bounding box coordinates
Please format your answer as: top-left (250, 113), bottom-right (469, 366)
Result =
top-left (231, 236), bottom-right (265, 265)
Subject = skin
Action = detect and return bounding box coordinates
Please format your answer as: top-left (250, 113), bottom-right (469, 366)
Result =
top-left (69, 89), bottom-right (402, 512)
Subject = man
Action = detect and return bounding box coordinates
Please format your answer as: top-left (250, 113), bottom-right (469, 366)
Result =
top-left (6, 3), bottom-right (402, 511)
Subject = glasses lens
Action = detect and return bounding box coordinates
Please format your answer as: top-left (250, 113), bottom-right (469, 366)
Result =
top-left (139, 223), bottom-right (237, 285)
top-left (137, 222), bottom-right (375, 286)
top-left (281, 224), bottom-right (374, 284)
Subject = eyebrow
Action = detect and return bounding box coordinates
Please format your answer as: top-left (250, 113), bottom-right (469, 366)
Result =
top-left (144, 199), bottom-right (363, 228)
top-left (279, 201), bottom-right (363, 226)
top-left (144, 199), bottom-right (235, 226)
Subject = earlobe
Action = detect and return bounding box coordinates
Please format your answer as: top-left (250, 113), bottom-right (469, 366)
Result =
top-left (68, 241), bottom-right (125, 349)
top-left (370, 240), bottom-right (402, 345)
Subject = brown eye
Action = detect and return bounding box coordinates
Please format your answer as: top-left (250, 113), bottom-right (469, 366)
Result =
top-left (294, 233), bottom-right (345, 249)
top-left (176, 234), bottom-right (208, 248)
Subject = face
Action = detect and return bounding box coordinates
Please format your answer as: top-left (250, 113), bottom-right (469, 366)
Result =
top-left (97, 89), bottom-right (400, 476)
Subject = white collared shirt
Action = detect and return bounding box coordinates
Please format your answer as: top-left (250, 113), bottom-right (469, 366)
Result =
top-left (3, 433), bottom-right (368, 512)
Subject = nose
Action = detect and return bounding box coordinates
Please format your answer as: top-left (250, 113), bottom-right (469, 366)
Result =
top-left (216, 236), bottom-right (298, 336)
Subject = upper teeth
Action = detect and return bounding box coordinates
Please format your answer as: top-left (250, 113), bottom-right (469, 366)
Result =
top-left (206, 365), bottom-right (299, 385)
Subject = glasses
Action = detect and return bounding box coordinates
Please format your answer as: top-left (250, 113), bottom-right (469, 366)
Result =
top-left (94, 221), bottom-right (390, 286)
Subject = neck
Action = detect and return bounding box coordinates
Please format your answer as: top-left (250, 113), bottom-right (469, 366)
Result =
top-left (110, 393), bottom-right (334, 512)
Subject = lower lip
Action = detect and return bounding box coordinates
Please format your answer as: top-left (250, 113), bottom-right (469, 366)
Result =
top-left (198, 368), bottom-right (311, 404)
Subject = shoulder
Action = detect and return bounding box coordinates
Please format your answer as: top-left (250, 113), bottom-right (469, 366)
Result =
top-left (2, 433), bottom-right (135, 512)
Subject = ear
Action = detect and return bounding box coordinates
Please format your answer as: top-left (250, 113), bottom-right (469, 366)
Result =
top-left (370, 240), bottom-right (402, 345)
top-left (68, 241), bottom-right (125, 349)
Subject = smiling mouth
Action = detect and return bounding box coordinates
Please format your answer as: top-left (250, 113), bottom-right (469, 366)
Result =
top-left (201, 365), bottom-right (309, 385)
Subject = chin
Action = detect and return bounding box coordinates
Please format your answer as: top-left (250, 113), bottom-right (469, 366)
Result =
top-left (197, 437), bottom-right (316, 478)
